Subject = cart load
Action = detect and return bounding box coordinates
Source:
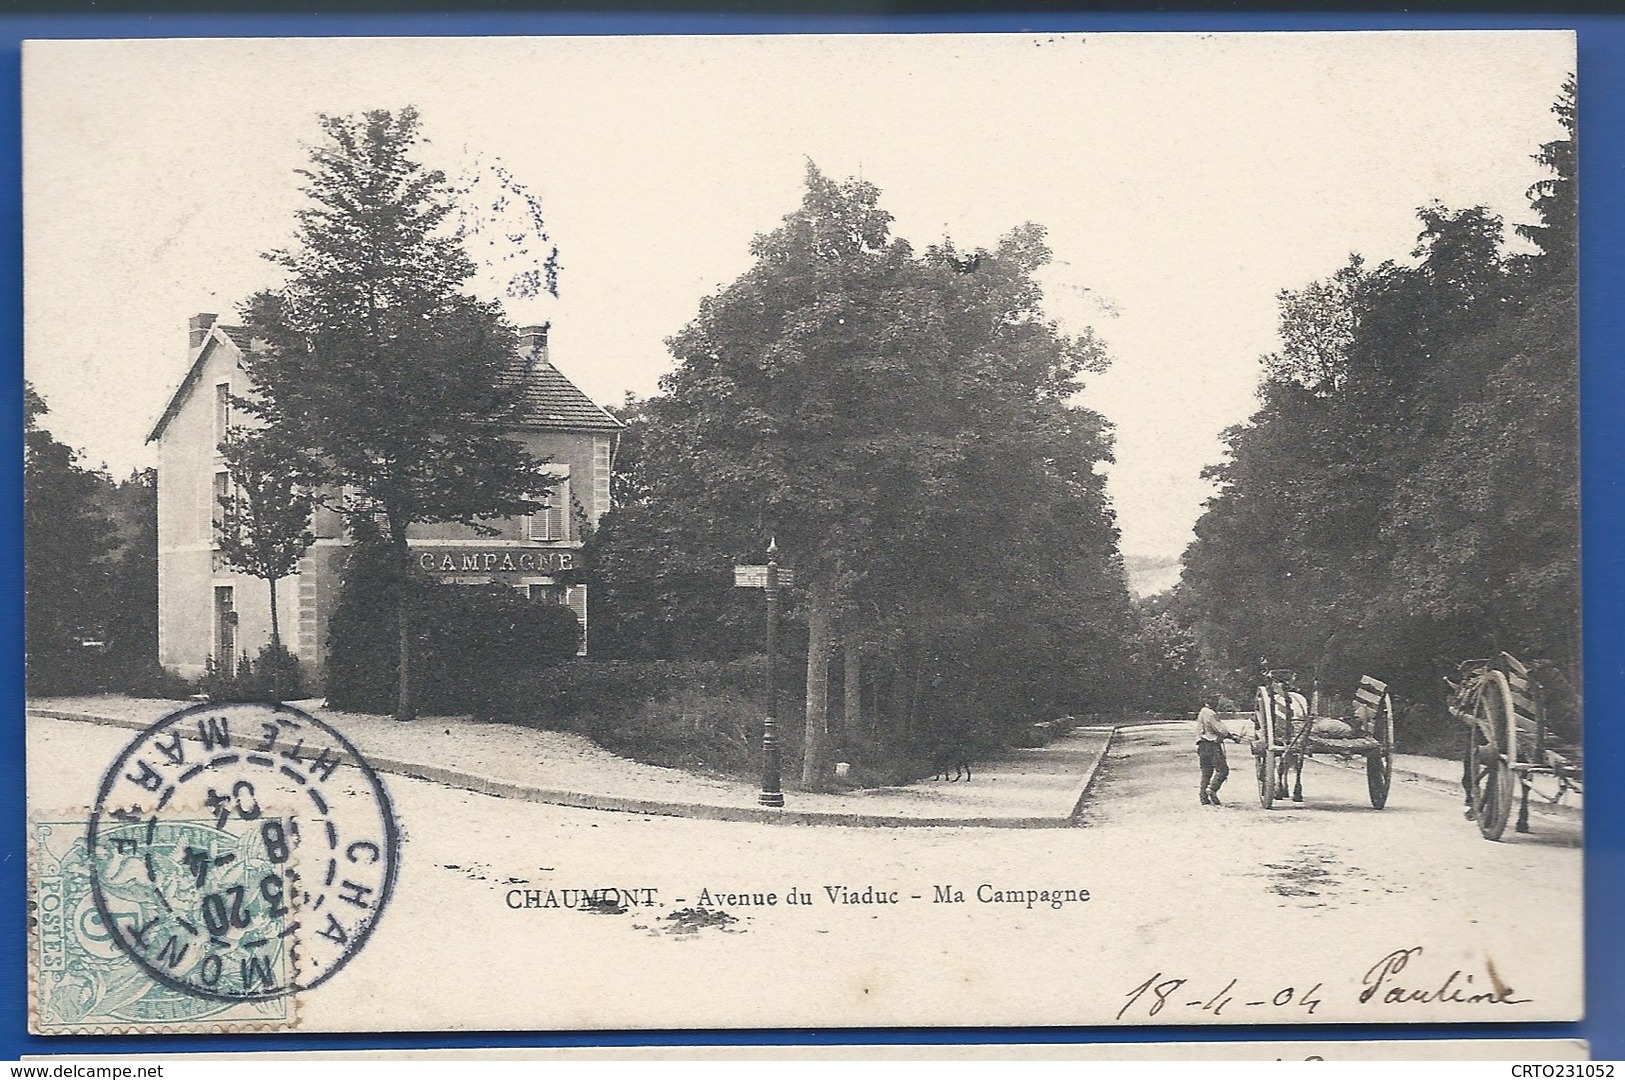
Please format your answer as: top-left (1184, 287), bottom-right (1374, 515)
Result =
top-left (1253, 671), bottom-right (1394, 810)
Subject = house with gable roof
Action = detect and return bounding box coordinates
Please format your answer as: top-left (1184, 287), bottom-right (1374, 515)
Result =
top-left (148, 313), bottom-right (622, 682)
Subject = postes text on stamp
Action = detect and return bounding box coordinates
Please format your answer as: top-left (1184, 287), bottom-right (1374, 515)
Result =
top-left (30, 816), bottom-right (296, 1033)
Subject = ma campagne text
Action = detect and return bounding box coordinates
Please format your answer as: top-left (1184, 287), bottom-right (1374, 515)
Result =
top-left (505, 884), bottom-right (1092, 911)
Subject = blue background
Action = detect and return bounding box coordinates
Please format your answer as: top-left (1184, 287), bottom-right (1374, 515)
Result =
top-left (0, 8), bottom-right (1617, 1060)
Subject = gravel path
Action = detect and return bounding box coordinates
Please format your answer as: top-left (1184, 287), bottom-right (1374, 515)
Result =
top-left (28, 694), bottom-right (1109, 823)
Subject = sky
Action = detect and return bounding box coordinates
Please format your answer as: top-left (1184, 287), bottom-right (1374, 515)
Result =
top-left (22, 31), bottom-right (1574, 573)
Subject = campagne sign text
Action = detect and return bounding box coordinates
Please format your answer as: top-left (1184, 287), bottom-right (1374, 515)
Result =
top-left (415, 548), bottom-right (575, 575)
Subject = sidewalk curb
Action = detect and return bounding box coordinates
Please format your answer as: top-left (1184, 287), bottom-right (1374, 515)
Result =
top-left (1067, 725), bottom-right (1118, 822)
top-left (1307, 753), bottom-right (1582, 820)
top-left (30, 708), bottom-right (1116, 830)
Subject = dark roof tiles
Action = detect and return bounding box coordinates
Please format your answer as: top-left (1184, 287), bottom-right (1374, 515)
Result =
top-left (151, 324), bottom-right (622, 440)
top-left (219, 324), bottom-right (256, 351)
top-left (499, 355), bottom-right (623, 432)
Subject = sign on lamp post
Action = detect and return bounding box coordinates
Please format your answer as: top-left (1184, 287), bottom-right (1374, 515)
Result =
top-left (735, 542), bottom-right (793, 807)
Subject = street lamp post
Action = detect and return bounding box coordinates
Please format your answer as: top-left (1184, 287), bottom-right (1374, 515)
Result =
top-left (759, 539), bottom-right (784, 807)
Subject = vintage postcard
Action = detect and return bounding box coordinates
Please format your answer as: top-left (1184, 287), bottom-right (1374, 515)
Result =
top-left (22, 31), bottom-right (1581, 1033)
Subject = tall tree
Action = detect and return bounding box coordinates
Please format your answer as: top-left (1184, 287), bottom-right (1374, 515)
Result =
top-left (1380, 79), bottom-right (1579, 682)
top-left (1517, 76), bottom-right (1577, 276)
top-left (24, 383), bottom-right (116, 693)
top-left (238, 107), bottom-right (557, 719)
top-left (584, 395), bottom-right (761, 661)
top-left (101, 468), bottom-right (158, 681)
top-left (216, 429), bottom-right (316, 669)
top-left (1182, 81), bottom-right (1578, 712)
top-left (641, 165), bottom-right (1130, 783)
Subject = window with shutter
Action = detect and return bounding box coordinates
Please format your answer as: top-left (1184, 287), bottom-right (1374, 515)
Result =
top-left (567, 585), bottom-right (588, 656)
top-left (527, 583), bottom-right (565, 605)
top-left (214, 383), bottom-right (231, 448)
top-left (212, 471), bottom-right (231, 538)
top-left (549, 477), bottom-right (570, 540)
top-left (523, 467), bottom-right (570, 541)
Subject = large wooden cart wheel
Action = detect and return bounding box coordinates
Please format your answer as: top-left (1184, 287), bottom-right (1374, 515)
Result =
top-left (1254, 686), bottom-right (1277, 809)
top-left (1468, 671), bottom-right (1517, 840)
top-left (1366, 691), bottom-right (1394, 809)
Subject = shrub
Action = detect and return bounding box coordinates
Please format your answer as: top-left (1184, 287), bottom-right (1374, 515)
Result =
top-left (325, 542), bottom-right (582, 714)
top-left (478, 656), bottom-right (807, 781)
top-left (421, 587), bottom-right (581, 715)
top-left (200, 642), bottom-right (308, 703)
top-left (26, 644), bottom-right (116, 697)
top-left (601, 686), bottom-right (795, 777)
top-left (478, 656), bottom-right (799, 728)
top-left (123, 660), bottom-right (196, 701)
top-left (481, 654), bottom-right (1090, 786)
top-left (324, 543), bottom-right (405, 712)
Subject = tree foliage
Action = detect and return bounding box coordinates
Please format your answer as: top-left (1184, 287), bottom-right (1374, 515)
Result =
top-left (216, 428), bottom-right (316, 673)
top-left (238, 107), bottom-right (560, 718)
top-left (24, 388), bottom-right (166, 695)
top-left (326, 539), bottom-right (580, 715)
top-left (24, 383), bottom-right (116, 692)
top-left (584, 395), bottom-right (762, 661)
top-left (1181, 82), bottom-right (1578, 718)
top-left (590, 165), bottom-right (1137, 782)
top-left (102, 468), bottom-right (160, 684)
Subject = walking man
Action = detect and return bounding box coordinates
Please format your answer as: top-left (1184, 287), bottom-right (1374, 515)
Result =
top-left (1197, 695), bottom-right (1241, 805)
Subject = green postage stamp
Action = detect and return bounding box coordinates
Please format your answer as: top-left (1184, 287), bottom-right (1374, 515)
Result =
top-left (30, 815), bottom-right (299, 1034)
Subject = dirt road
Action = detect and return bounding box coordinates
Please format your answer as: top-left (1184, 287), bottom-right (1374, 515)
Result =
top-left (26, 715), bottom-right (1582, 1031)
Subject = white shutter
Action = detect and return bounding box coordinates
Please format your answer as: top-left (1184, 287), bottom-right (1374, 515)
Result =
top-left (567, 585), bottom-right (587, 656)
top-left (214, 383), bottom-right (231, 447)
top-left (523, 466), bottom-right (570, 541)
top-left (212, 471), bottom-right (230, 537)
top-left (196, 474), bottom-right (210, 543)
top-left (549, 478), bottom-right (570, 541)
top-left (593, 436), bottom-right (612, 518)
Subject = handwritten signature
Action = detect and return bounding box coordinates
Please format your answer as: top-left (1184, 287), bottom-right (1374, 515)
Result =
top-left (1118, 946), bottom-right (1529, 1021)
top-left (1359, 946), bottom-right (1530, 1006)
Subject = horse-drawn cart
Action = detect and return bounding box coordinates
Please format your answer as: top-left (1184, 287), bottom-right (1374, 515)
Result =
top-left (1447, 652), bottom-right (1582, 841)
top-left (1252, 671), bottom-right (1395, 810)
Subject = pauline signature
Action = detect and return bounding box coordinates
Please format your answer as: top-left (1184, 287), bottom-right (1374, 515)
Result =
top-left (1360, 946), bottom-right (1530, 1006)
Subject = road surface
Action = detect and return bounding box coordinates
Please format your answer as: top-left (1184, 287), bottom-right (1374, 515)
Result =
top-left (27, 715), bottom-right (1582, 1031)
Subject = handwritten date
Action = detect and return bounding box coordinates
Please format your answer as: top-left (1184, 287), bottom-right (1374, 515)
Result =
top-left (1118, 974), bottom-right (1321, 1021)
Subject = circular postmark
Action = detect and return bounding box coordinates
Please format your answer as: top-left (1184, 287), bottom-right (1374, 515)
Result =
top-left (87, 701), bottom-right (398, 1002)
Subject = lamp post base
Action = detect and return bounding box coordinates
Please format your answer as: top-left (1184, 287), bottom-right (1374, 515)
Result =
top-left (758, 791), bottom-right (784, 807)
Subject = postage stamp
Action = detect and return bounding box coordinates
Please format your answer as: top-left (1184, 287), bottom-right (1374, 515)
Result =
top-left (30, 814), bottom-right (297, 1033)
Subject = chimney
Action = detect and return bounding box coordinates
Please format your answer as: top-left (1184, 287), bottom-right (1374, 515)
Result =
top-left (189, 313), bottom-right (217, 352)
top-left (518, 324), bottom-right (550, 365)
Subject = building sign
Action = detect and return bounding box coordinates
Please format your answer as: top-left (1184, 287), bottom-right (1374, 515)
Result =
top-left (416, 547), bottom-right (575, 575)
top-left (734, 565), bottom-right (794, 588)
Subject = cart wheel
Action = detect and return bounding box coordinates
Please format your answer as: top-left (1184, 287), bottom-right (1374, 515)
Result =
top-left (1366, 691), bottom-right (1394, 809)
top-left (1255, 686), bottom-right (1276, 809)
top-left (1468, 672), bottom-right (1516, 840)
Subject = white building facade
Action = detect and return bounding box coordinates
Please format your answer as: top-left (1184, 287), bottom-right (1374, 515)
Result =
top-left (149, 315), bottom-right (621, 681)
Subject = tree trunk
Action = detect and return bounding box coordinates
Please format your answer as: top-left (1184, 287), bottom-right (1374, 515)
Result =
top-left (267, 575), bottom-right (281, 653)
top-left (842, 627), bottom-right (862, 750)
top-left (267, 575), bottom-right (282, 701)
top-left (801, 577), bottom-right (833, 788)
top-left (907, 664), bottom-right (925, 739)
top-left (389, 521), bottom-right (416, 722)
